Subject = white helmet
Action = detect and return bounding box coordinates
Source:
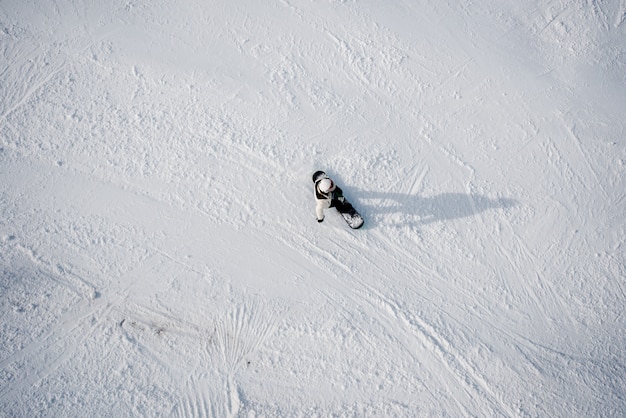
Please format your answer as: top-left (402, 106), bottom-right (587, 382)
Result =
top-left (318, 178), bottom-right (336, 193)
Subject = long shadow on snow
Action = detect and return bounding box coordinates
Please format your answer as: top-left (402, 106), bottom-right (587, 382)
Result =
top-left (351, 189), bottom-right (518, 228)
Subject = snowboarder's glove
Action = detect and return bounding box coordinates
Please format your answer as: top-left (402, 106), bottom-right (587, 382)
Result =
top-left (317, 218), bottom-right (324, 223)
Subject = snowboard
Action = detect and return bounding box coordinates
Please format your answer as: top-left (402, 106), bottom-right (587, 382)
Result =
top-left (313, 171), bottom-right (364, 229)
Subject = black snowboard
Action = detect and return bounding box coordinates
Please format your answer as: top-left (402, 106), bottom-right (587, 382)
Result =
top-left (313, 171), bottom-right (364, 229)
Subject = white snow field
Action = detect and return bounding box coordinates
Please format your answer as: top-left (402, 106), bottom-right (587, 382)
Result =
top-left (1, 0), bottom-right (625, 416)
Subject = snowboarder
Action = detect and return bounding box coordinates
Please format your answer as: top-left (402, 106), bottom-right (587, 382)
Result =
top-left (313, 172), bottom-right (339, 223)
top-left (312, 170), bottom-right (364, 229)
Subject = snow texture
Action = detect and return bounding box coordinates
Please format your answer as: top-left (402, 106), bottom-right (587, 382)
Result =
top-left (1, 0), bottom-right (625, 416)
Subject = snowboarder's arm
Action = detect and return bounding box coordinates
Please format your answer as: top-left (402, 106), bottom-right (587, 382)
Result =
top-left (316, 202), bottom-right (325, 222)
top-left (316, 198), bottom-right (331, 222)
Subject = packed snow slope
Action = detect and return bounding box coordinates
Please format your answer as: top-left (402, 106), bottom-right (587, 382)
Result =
top-left (1, 0), bottom-right (625, 416)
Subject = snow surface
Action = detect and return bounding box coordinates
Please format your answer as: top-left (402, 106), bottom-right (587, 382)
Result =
top-left (1, 0), bottom-right (625, 416)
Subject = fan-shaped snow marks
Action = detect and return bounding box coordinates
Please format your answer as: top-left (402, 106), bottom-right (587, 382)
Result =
top-left (177, 371), bottom-right (230, 418)
top-left (207, 300), bottom-right (288, 418)
top-left (214, 300), bottom-right (284, 376)
top-left (177, 378), bottom-right (211, 418)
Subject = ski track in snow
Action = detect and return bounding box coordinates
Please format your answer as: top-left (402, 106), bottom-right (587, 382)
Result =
top-left (1, 0), bottom-right (626, 416)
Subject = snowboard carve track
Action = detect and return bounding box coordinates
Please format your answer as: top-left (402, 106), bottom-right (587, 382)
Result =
top-left (393, 304), bottom-right (518, 418)
top-left (618, 2), bottom-right (626, 27)
top-left (14, 242), bottom-right (98, 300)
top-left (278, 225), bottom-right (509, 416)
top-left (333, 248), bottom-right (515, 417)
